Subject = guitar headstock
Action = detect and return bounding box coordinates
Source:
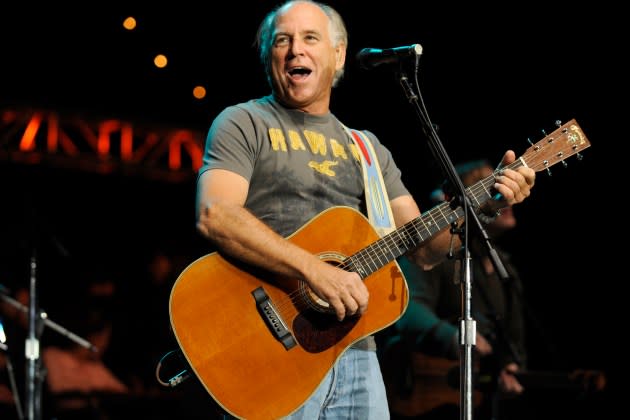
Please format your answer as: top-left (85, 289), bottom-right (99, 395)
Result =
top-left (521, 119), bottom-right (591, 173)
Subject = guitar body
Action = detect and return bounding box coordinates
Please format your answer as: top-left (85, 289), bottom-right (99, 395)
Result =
top-left (169, 206), bottom-right (409, 420)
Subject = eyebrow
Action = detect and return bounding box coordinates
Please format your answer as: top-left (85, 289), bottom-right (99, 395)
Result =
top-left (274, 28), bottom-right (322, 40)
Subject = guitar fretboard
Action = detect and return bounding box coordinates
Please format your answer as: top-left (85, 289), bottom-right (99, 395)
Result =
top-left (344, 118), bottom-right (591, 279)
top-left (346, 159), bottom-right (526, 278)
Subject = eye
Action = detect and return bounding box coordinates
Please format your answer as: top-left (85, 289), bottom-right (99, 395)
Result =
top-left (274, 35), bottom-right (290, 46)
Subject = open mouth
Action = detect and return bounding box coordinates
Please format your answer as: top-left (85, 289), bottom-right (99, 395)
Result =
top-left (288, 66), bottom-right (312, 80)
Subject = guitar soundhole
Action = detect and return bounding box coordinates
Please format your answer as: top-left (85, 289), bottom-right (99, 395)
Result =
top-left (293, 310), bottom-right (359, 353)
top-left (299, 253), bottom-right (346, 314)
top-left (299, 282), bottom-right (333, 313)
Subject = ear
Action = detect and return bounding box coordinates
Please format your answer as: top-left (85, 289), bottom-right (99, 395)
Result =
top-left (335, 43), bottom-right (346, 70)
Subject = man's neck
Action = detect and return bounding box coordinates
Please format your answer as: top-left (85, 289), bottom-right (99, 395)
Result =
top-left (273, 94), bottom-right (330, 115)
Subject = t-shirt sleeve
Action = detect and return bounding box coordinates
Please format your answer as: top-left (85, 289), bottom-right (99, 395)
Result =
top-left (197, 105), bottom-right (259, 182)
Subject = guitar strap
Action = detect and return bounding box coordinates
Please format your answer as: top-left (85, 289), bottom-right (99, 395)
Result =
top-left (344, 126), bottom-right (396, 237)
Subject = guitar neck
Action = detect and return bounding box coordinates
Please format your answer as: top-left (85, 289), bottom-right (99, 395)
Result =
top-left (515, 369), bottom-right (606, 392)
top-left (346, 118), bottom-right (591, 278)
top-left (346, 160), bottom-right (521, 278)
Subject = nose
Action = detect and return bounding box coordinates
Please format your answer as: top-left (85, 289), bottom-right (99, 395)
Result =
top-left (289, 39), bottom-right (305, 57)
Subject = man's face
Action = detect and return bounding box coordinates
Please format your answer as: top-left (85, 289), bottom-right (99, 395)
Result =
top-left (269, 2), bottom-right (345, 114)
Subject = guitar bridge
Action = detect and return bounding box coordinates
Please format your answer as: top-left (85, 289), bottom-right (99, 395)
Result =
top-left (252, 287), bottom-right (297, 350)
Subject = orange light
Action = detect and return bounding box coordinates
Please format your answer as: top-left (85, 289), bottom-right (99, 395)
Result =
top-left (154, 54), bottom-right (168, 68)
top-left (192, 86), bottom-right (206, 100)
top-left (122, 17), bottom-right (137, 31)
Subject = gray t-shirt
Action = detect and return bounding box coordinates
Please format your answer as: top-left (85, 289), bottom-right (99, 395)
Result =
top-left (199, 95), bottom-right (409, 237)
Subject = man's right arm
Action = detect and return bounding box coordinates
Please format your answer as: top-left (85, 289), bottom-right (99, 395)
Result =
top-left (195, 169), bottom-right (368, 321)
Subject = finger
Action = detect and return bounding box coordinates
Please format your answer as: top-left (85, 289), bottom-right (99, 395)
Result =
top-left (500, 166), bottom-right (535, 191)
top-left (493, 181), bottom-right (516, 203)
top-left (344, 295), bottom-right (359, 316)
top-left (495, 183), bottom-right (526, 205)
top-left (519, 167), bottom-right (536, 187)
top-left (495, 171), bottom-right (529, 203)
top-left (328, 297), bottom-right (346, 321)
top-left (355, 286), bottom-right (370, 315)
top-left (357, 298), bottom-right (368, 315)
top-left (496, 150), bottom-right (516, 170)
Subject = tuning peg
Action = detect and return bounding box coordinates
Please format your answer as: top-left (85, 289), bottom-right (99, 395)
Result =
top-left (554, 119), bottom-right (562, 128)
top-left (546, 167), bottom-right (552, 176)
top-left (577, 153), bottom-right (583, 161)
top-left (562, 160), bottom-right (568, 168)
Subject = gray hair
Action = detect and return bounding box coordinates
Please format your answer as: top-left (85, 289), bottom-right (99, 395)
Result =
top-left (255, 0), bottom-right (348, 87)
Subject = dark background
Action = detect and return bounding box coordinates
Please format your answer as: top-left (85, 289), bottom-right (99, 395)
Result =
top-left (0, 1), bottom-right (625, 418)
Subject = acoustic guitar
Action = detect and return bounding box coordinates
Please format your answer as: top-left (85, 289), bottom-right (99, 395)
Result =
top-left (169, 119), bottom-right (591, 420)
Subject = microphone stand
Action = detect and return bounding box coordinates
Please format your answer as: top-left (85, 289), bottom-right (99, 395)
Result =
top-left (25, 253), bottom-right (41, 420)
top-left (0, 265), bottom-right (97, 420)
top-left (393, 55), bottom-right (508, 420)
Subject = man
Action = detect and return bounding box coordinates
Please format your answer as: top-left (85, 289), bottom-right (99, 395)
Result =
top-left (194, 1), bottom-right (535, 418)
top-left (381, 159), bottom-right (528, 419)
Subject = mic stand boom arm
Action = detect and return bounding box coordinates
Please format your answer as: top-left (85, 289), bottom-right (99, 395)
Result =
top-left (0, 290), bottom-right (98, 353)
top-left (395, 62), bottom-right (508, 420)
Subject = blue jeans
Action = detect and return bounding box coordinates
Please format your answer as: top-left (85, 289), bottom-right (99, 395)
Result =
top-left (222, 348), bottom-right (389, 419)
top-left (283, 348), bottom-right (389, 419)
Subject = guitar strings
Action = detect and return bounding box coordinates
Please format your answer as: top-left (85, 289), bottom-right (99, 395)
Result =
top-left (270, 162), bottom-right (527, 318)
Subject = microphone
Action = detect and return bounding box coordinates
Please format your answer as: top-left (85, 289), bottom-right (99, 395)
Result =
top-left (356, 44), bottom-right (423, 69)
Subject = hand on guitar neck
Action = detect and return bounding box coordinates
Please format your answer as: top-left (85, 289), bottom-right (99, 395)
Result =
top-left (473, 334), bottom-right (524, 397)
